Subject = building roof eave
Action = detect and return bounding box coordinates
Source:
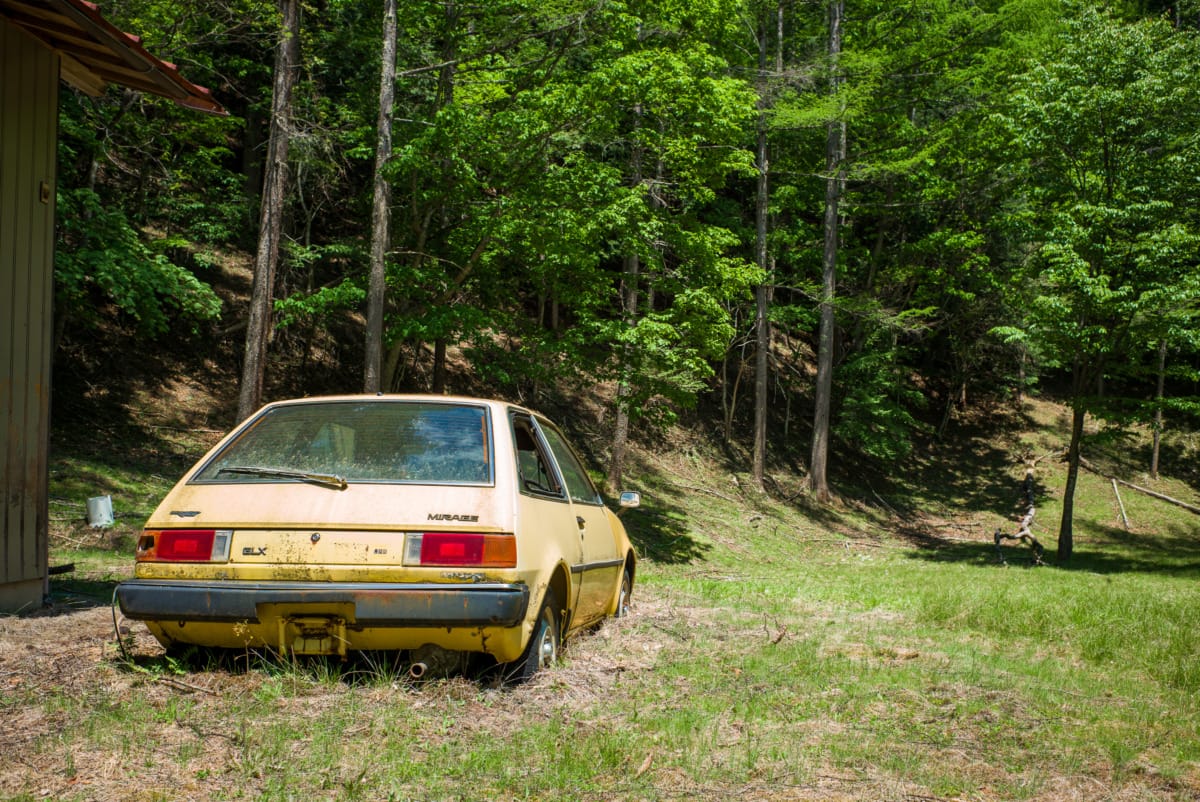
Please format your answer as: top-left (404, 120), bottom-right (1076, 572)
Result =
top-left (0, 0), bottom-right (226, 116)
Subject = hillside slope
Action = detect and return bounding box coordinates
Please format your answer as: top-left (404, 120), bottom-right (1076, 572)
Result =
top-left (46, 268), bottom-right (1200, 565)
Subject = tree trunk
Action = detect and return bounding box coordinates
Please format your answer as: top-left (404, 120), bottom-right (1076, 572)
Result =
top-left (1058, 402), bottom-right (1085, 562)
top-left (752, 292), bottom-right (771, 486)
top-left (432, 338), bottom-right (447, 393)
top-left (608, 252), bottom-right (639, 492)
top-left (364, 0), bottom-right (398, 393)
top-left (723, 352), bottom-right (745, 444)
top-left (752, 13), bottom-right (771, 492)
top-left (809, 0), bottom-right (844, 502)
top-left (1151, 338), bottom-right (1167, 480)
top-left (242, 108), bottom-right (265, 230)
top-left (608, 100), bottom-right (645, 492)
top-left (1016, 346), bottom-right (1027, 403)
top-left (609, 390), bottom-right (631, 492)
top-left (237, 0), bottom-right (300, 422)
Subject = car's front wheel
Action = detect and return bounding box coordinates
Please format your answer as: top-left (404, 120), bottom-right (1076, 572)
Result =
top-left (615, 567), bottom-right (632, 618)
top-left (503, 590), bottom-right (560, 684)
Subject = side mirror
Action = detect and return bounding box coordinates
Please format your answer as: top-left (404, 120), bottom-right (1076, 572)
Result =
top-left (618, 491), bottom-right (641, 509)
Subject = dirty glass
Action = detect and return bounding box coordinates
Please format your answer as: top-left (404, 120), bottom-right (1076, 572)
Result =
top-left (538, 423), bottom-right (601, 505)
top-left (511, 414), bottom-right (563, 498)
top-left (193, 401), bottom-right (493, 485)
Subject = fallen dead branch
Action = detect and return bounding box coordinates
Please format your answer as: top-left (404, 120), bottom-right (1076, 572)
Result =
top-left (994, 462), bottom-right (1045, 566)
top-left (1111, 479), bottom-right (1129, 530)
top-left (154, 675), bottom-right (217, 695)
top-left (668, 481), bottom-right (740, 504)
top-left (1080, 457), bottom-right (1200, 516)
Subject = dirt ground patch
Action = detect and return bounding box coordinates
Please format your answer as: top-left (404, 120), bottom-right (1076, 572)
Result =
top-left (0, 592), bottom-right (690, 802)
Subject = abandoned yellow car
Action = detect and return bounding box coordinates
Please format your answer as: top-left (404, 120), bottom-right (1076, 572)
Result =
top-left (116, 395), bottom-right (639, 681)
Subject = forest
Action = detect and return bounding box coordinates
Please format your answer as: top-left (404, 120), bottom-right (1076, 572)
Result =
top-left (54, 0), bottom-right (1200, 561)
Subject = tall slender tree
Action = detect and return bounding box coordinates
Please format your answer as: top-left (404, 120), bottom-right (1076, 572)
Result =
top-left (364, 0), bottom-right (398, 393)
top-left (238, 0), bottom-right (301, 421)
top-left (808, 0), bottom-right (843, 502)
top-left (751, 2), bottom-right (777, 492)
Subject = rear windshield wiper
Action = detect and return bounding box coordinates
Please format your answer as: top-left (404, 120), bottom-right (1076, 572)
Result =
top-left (216, 465), bottom-right (348, 490)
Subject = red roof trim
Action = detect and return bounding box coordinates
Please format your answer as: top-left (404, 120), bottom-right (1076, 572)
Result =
top-left (1, 0), bottom-right (227, 116)
top-left (56, 0), bottom-right (226, 115)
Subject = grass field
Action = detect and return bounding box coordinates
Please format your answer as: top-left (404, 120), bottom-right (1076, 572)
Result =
top-left (2, 397), bottom-right (1199, 801)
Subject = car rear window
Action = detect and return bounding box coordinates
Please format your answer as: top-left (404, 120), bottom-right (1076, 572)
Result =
top-left (193, 401), bottom-right (493, 485)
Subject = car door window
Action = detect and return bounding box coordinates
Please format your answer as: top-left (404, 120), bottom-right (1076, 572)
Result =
top-left (511, 415), bottom-right (563, 498)
top-left (538, 422), bottom-right (602, 505)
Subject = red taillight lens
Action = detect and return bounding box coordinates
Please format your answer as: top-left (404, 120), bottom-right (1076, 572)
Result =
top-left (158, 530), bottom-right (216, 560)
top-left (413, 532), bottom-right (516, 567)
top-left (137, 529), bottom-right (232, 562)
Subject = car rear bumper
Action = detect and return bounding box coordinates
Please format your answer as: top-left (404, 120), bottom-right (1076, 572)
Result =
top-left (116, 579), bottom-right (530, 628)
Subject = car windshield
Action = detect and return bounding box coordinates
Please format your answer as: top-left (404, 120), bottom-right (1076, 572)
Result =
top-left (192, 401), bottom-right (493, 485)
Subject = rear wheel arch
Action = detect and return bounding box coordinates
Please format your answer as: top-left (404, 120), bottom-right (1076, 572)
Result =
top-left (501, 587), bottom-right (561, 685)
top-left (615, 553), bottom-right (636, 617)
top-left (546, 563), bottom-right (571, 635)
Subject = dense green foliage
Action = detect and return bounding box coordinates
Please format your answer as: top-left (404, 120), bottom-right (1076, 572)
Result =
top-left (996, 8), bottom-right (1200, 404)
top-left (55, 0), bottom-right (1200, 542)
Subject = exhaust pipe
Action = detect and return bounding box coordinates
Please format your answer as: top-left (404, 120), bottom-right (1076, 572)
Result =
top-left (407, 645), bottom-right (462, 679)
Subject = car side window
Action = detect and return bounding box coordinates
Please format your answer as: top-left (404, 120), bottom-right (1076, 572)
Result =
top-left (537, 422), bottom-right (602, 505)
top-left (511, 415), bottom-right (563, 498)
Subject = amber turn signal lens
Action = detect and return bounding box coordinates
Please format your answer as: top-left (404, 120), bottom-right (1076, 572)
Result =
top-left (137, 529), bottom-right (232, 562)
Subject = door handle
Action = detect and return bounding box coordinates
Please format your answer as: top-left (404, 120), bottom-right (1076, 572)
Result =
top-left (577, 516), bottom-right (586, 535)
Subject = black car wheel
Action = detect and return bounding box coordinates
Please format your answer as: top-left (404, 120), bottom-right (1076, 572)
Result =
top-left (616, 567), bottom-right (632, 618)
top-left (504, 590), bottom-right (560, 684)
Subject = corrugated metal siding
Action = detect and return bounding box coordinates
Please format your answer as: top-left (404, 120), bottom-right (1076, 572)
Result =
top-left (1, 17), bottom-right (58, 611)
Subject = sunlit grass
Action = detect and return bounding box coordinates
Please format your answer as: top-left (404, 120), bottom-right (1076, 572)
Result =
top-left (21, 399), bottom-right (1200, 800)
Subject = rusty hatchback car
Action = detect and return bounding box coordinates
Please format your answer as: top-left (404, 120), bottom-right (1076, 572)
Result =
top-left (116, 395), bottom-right (639, 681)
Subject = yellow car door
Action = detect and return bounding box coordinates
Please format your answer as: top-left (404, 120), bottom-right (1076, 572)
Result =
top-left (510, 414), bottom-right (584, 608)
top-left (535, 420), bottom-right (623, 628)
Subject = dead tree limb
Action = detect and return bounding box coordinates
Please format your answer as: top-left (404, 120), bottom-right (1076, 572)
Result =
top-left (1111, 479), bottom-right (1129, 530)
top-left (1031, 448), bottom-right (1065, 466)
top-left (994, 464), bottom-right (1045, 566)
top-left (1080, 457), bottom-right (1200, 516)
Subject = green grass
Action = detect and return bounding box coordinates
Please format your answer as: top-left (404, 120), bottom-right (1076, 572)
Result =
top-left (10, 398), bottom-right (1200, 800)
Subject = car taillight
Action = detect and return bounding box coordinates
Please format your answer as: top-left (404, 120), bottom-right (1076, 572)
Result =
top-left (403, 532), bottom-right (516, 567)
top-left (137, 529), bottom-right (232, 562)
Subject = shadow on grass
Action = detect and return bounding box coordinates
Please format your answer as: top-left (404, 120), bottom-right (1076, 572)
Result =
top-left (612, 452), bottom-right (712, 565)
top-left (861, 401), bottom-right (1200, 578)
top-left (897, 517), bottom-right (1200, 577)
top-left (1063, 518), bottom-right (1200, 575)
top-left (27, 575), bottom-right (124, 615)
top-left (618, 501), bottom-right (710, 565)
top-left (847, 400), bottom-right (1042, 523)
top-left (1151, 439), bottom-right (1200, 496)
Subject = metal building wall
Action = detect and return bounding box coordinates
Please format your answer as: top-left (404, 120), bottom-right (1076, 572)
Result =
top-left (1, 17), bottom-right (58, 612)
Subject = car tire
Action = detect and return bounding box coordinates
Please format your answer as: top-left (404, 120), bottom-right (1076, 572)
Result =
top-left (615, 567), bottom-right (632, 618)
top-left (504, 590), bottom-right (560, 685)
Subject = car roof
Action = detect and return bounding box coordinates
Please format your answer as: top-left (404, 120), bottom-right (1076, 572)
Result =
top-left (256, 394), bottom-right (540, 419)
